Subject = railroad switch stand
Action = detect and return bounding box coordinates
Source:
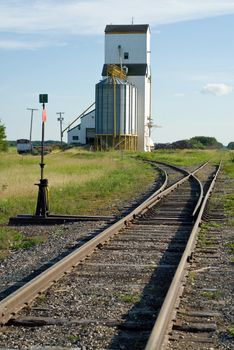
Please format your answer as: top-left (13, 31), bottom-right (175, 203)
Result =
top-left (34, 97), bottom-right (49, 217)
top-left (35, 178), bottom-right (49, 217)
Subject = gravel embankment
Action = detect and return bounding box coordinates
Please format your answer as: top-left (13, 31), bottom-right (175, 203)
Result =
top-left (0, 221), bottom-right (107, 298)
top-left (167, 172), bottom-right (234, 350)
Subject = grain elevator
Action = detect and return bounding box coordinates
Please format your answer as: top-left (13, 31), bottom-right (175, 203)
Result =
top-left (96, 24), bottom-right (152, 151)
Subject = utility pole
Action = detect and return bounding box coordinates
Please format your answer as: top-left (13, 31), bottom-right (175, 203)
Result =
top-left (56, 112), bottom-right (65, 147)
top-left (27, 108), bottom-right (38, 142)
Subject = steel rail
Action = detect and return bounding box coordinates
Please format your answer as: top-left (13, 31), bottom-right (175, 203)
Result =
top-left (191, 173), bottom-right (204, 217)
top-left (153, 161), bottom-right (206, 217)
top-left (145, 163), bottom-right (221, 350)
top-left (152, 160), bottom-right (188, 175)
top-left (0, 161), bottom-right (208, 325)
top-left (141, 162), bottom-right (208, 213)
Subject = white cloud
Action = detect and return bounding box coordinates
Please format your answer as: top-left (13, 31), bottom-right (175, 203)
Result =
top-left (201, 83), bottom-right (233, 96)
top-left (0, 0), bottom-right (234, 35)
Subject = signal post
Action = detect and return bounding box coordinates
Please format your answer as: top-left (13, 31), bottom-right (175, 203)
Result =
top-left (35, 94), bottom-right (49, 217)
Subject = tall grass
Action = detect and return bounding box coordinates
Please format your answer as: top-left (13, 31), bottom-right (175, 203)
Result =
top-left (136, 149), bottom-right (225, 166)
top-left (0, 148), bottom-right (155, 223)
top-left (223, 151), bottom-right (234, 178)
top-left (221, 151), bottom-right (234, 219)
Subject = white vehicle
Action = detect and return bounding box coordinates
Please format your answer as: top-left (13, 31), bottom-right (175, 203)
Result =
top-left (16, 139), bottom-right (32, 154)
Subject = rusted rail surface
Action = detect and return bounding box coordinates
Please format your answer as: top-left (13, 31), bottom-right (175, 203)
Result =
top-left (145, 162), bottom-right (221, 350)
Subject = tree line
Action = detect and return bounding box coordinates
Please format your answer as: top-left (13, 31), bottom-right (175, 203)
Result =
top-left (155, 136), bottom-right (234, 150)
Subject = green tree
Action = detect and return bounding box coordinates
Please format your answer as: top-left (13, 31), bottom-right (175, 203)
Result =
top-left (171, 139), bottom-right (194, 149)
top-left (0, 120), bottom-right (8, 152)
top-left (227, 142), bottom-right (234, 150)
top-left (190, 136), bottom-right (223, 149)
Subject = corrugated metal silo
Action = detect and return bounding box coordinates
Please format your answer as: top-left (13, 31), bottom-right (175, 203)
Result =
top-left (95, 76), bottom-right (138, 150)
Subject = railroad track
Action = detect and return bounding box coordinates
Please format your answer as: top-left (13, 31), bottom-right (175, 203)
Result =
top-left (166, 171), bottom-right (231, 350)
top-left (0, 161), bottom-right (220, 349)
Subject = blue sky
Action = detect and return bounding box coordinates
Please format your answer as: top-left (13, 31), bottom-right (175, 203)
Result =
top-left (0, 0), bottom-right (233, 145)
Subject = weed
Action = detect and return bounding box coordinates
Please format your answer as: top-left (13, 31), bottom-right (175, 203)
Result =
top-left (198, 223), bottom-right (219, 247)
top-left (209, 222), bottom-right (221, 228)
top-left (0, 250), bottom-right (10, 260)
top-left (37, 293), bottom-right (46, 302)
top-left (19, 236), bottom-right (45, 249)
top-left (224, 194), bottom-right (234, 217)
top-left (223, 152), bottom-right (234, 177)
top-left (120, 293), bottom-right (142, 303)
top-left (203, 238), bottom-right (217, 246)
top-left (225, 242), bottom-right (234, 253)
top-left (0, 227), bottom-right (22, 250)
top-left (200, 223), bottom-right (212, 230)
top-left (68, 335), bottom-right (80, 342)
top-left (0, 227), bottom-right (47, 252)
top-left (201, 290), bottom-right (222, 299)
top-left (227, 327), bottom-right (234, 337)
top-left (228, 219), bottom-right (234, 227)
top-left (187, 271), bottom-right (196, 285)
top-left (198, 225), bottom-right (208, 247)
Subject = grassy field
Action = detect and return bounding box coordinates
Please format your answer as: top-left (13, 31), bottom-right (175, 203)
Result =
top-left (0, 148), bottom-right (156, 224)
top-left (0, 147), bottom-right (233, 255)
top-left (137, 149), bottom-right (227, 166)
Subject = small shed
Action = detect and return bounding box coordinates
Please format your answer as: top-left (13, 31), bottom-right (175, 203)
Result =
top-left (67, 109), bottom-right (95, 145)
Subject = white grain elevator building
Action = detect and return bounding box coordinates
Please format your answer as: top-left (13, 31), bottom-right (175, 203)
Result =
top-left (102, 24), bottom-right (152, 151)
top-left (67, 24), bottom-right (153, 151)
